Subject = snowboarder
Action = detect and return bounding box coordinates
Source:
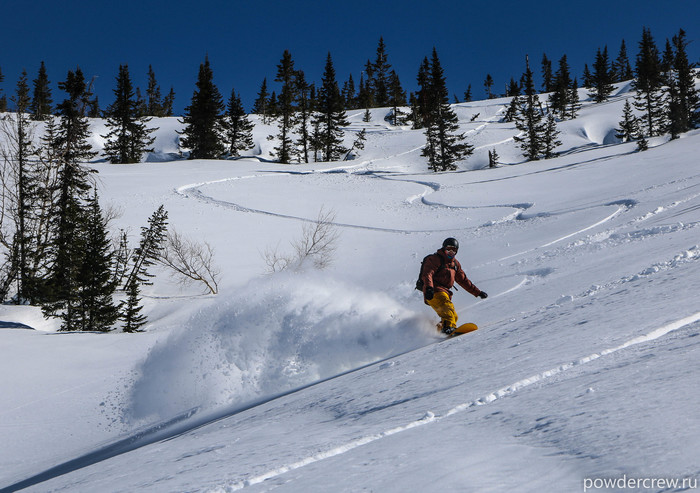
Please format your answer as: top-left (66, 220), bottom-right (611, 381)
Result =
top-left (420, 238), bottom-right (488, 335)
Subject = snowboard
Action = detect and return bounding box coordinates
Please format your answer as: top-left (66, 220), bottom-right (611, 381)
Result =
top-left (447, 322), bottom-right (478, 338)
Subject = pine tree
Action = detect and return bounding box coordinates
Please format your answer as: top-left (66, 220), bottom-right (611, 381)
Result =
top-left (30, 62), bottom-right (53, 121)
top-left (387, 70), bottom-right (407, 125)
top-left (125, 205), bottom-right (168, 289)
top-left (613, 40), bottom-right (634, 82)
top-left (146, 65), bottom-right (164, 117)
top-left (162, 87), bottom-right (175, 116)
top-left (568, 78), bottom-right (581, 119)
top-left (223, 87), bottom-right (254, 157)
top-left (632, 27), bottom-right (666, 138)
top-left (617, 99), bottom-right (641, 142)
top-left (463, 84), bottom-right (473, 102)
top-left (372, 37), bottom-right (392, 107)
top-left (420, 48), bottom-right (473, 172)
top-left (341, 74), bottom-right (357, 109)
top-left (542, 114), bottom-right (562, 159)
top-left (668, 29), bottom-right (700, 134)
top-left (0, 67), bottom-right (6, 112)
top-left (121, 277), bottom-right (147, 332)
top-left (76, 190), bottom-right (119, 332)
top-left (513, 56), bottom-right (547, 161)
top-left (314, 53), bottom-right (349, 161)
top-left (413, 57), bottom-right (431, 129)
top-left (179, 56), bottom-right (225, 159)
top-left (42, 68), bottom-right (98, 329)
top-left (549, 55), bottom-right (573, 119)
top-left (484, 74), bottom-right (495, 99)
top-left (102, 64), bottom-right (157, 164)
top-left (294, 70), bottom-right (313, 163)
top-left (273, 50), bottom-right (297, 163)
top-left (590, 47), bottom-right (615, 103)
top-left (541, 54), bottom-right (554, 93)
top-left (252, 78), bottom-right (271, 123)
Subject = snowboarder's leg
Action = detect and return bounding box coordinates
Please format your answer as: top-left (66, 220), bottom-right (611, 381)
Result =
top-left (426, 292), bottom-right (458, 331)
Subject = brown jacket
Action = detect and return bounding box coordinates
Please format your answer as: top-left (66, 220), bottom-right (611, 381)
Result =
top-left (422, 249), bottom-right (481, 300)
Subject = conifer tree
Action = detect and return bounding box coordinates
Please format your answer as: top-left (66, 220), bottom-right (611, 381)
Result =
top-left (252, 78), bottom-right (271, 123)
top-left (30, 62), bottom-right (53, 121)
top-left (102, 64), bottom-right (157, 164)
top-left (632, 27), bottom-right (666, 138)
top-left (146, 65), bottom-right (164, 116)
top-left (42, 68), bottom-right (98, 329)
top-left (76, 190), bottom-right (119, 331)
top-left (542, 114), bottom-right (562, 159)
top-left (668, 29), bottom-right (700, 134)
top-left (314, 53), bottom-right (349, 161)
top-left (179, 56), bottom-right (225, 159)
top-left (549, 55), bottom-right (573, 119)
top-left (273, 50), bottom-right (297, 163)
top-left (420, 48), bottom-right (473, 172)
top-left (223, 87), bottom-right (254, 157)
top-left (162, 87), bottom-right (175, 117)
top-left (541, 54), bottom-right (554, 93)
top-left (372, 37), bottom-right (392, 107)
top-left (617, 99), bottom-right (640, 142)
top-left (387, 70), bottom-right (407, 125)
top-left (125, 205), bottom-right (168, 290)
top-left (513, 56), bottom-right (547, 161)
top-left (342, 74), bottom-right (357, 109)
top-left (294, 71), bottom-right (313, 163)
top-left (484, 74), bottom-right (495, 99)
top-left (121, 277), bottom-right (147, 332)
top-left (613, 40), bottom-right (634, 82)
top-left (568, 78), bottom-right (581, 119)
top-left (590, 47), bottom-right (615, 102)
top-left (413, 57), bottom-right (431, 129)
top-left (0, 67), bottom-right (6, 112)
top-left (463, 84), bottom-right (473, 102)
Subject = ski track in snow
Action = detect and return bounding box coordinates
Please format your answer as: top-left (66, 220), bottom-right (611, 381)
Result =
top-left (213, 311), bottom-right (700, 492)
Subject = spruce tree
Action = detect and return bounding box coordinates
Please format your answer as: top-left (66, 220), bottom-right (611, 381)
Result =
top-left (273, 50), bottom-right (297, 163)
top-left (542, 114), bottom-right (562, 159)
top-left (413, 57), bottom-right (431, 129)
top-left (549, 55), bottom-right (573, 119)
top-left (669, 29), bottom-right (700, 134)
top-left (102, 64), bottom-right (157, 164)
top-left (617, 99), bottom-right (640, 142)
top-left (484, 74), bottom-right (495, 99)
top-left (613, 40), bottom-right (635, 82)
top-left (387, 70), bottom-right (407, 125)
top-left (0, 67), bottom-right (6, 112)
top-left (162, 87), bottom-right (175, 116)
top-left (42, 68), bottom-right (97, 329)
top-left (121, 277), bottom-right (147, 332)
top-left (294, 71), bottom-right (313, 163)
top-left (372, 37), bottom-right (392, 107)
top-left (30, 62), bottom-right (53, 121)
top-left (252, 78), bottom-right (271, 123)
top-left (76, 190), bottom-right (119, 332)
top-left (632, 27), bottom-right (666, 137)
top-left (590, 47), bottom-right (615, 103)
top-left (125, 205), bottom-right (168, 290)
top-left (420, 48), bottom-right (473, 172)
top-left (541, 54), bottom-right (554, 93)
top-left (342, 74), bottom-right (357, 109)
top-left (146, 65), bottom-right (164, 117)
top-left (314, 53), bottom-right (349, 161)
top-left (513, 56), bottom-right (547, 161)
top-left (180, 56), bottom-right (225, 159)
top-left (568, 78), bottom-right (581, 119)
top-left (223, 87), bottom-right (254, 157)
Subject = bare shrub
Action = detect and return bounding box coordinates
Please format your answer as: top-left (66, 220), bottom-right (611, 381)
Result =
top-left (159, 229), bottom-right (221, 294)
top-left (263, 207), bottom-right (340, 273)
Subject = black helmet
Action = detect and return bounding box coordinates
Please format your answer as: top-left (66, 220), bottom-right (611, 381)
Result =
top-left (442, 237), bottom-right (459, 251)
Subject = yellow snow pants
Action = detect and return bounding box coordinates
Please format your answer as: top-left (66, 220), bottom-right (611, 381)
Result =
top-left (426, 291), bottom-right (458, 329)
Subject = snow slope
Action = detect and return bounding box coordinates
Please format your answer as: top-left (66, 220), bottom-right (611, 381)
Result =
top-left (1, 83), bottom-right (699, 492)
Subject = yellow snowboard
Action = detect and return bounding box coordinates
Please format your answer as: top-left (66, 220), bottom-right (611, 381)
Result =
top-left (450, 322), bottom-right (478, 337)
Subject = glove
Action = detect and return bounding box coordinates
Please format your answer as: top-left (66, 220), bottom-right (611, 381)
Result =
top-left (479, 291), bottom-right (488, 299)
top-left (425, 287), bottom-right (434, 301)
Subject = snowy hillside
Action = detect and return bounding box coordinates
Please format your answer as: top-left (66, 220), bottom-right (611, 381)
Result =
top-left (1, 82), bottom-right (699, 492)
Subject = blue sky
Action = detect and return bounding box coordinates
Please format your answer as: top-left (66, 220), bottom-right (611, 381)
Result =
top-left (1, 0), bottom-right (699, 114)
